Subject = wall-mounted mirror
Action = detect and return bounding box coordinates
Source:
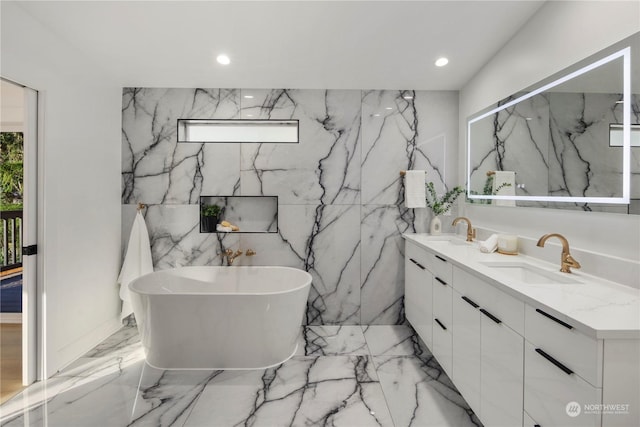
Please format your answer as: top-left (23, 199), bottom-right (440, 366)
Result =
top-left (467, 32), bottom-right (639, 214)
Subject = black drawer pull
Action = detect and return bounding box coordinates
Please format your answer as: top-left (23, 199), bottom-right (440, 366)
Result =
top-left (435, 277), bottom-right (447, 286)
top-left (409, 258), bottom-right (426, 270)
top-left (435, 255), bottom-right (447, 262)
top-left (534, 424), bottom-right (541, 427)
top-left (480, 308), bottom-right (502, 324)
top-left (435, 318), bottom-right (447, 330)
top-left (535, 348), bottom-right (574, 375)
top-left (461, 296), bottom-right (479, 308)
top-left (536, 308), bottom-right (573, 330)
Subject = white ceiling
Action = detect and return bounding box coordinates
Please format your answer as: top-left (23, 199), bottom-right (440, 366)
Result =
top-left (14, 0), bottom-right (545, 90)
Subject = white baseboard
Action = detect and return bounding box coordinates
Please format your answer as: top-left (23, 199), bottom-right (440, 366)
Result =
top-left (0, 313), bottom-right (22, 323)
top-left (48, 316), bottom-right (122, 377)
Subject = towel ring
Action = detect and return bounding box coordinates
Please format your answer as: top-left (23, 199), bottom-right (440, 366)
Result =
top-left (137, 203), bottom-right (146, 212)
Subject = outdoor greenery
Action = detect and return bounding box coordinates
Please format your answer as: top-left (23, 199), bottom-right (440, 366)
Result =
top-left (425, 181), bottom-right (465, 216)
top-left (1, 132), bottom-right (24, 211)
top-left (1, 132), bottom-right (24, 266)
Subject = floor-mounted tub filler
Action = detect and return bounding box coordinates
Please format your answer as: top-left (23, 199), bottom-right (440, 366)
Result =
top-left (129, 266), bottom-right (311, 369)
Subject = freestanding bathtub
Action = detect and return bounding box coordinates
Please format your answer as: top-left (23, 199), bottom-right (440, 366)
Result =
top-left (129, 266), bottom-right (311, 370)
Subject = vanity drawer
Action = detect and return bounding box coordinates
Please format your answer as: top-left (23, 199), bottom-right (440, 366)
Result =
top-left (426, 251), bottom-right (453, 284)
top-left (433, 315), bottom-right (453, 377)
top-left (525, 304), bottom-right (602, 387)
top-left (523, 411), bottom-right (539, 427)
top-left (433, 272), bottom-right (452, 326)
top-left (454, 267), bottom-right (525, 335)
top-left (525, 341), bottom-right (602, 427)
top-left (405, 241), bottom-right (432, 273)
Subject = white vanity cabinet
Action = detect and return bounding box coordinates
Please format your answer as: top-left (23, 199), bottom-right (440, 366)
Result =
top-left (431, 252), bottom-right (454, 376)
top-left (452, 288), bottom-right (482, 412)
top-left (524, 304), bottom-right (640, 427)
top-left (404, 241), bottom-right (434, 348)
top-left (404, 240), bottom-right (454, 375)
top-left (453, 266), bottom-right (525, 427)
top-left (523, 411), bottom-right (540, 427)
top-left (403, 234), bottom-right (639, 427)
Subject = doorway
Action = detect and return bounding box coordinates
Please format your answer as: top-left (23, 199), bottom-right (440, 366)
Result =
top-left (0, 79), bottom-right (38, 403)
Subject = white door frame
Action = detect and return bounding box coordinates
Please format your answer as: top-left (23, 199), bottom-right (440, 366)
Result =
top-left (22, 86), bottom-right (41, 384)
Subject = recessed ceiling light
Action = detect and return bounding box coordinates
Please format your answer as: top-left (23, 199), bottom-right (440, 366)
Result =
top-left (373, 113), bottom-right (381, 117)
top-left (246, 114), bottom-right (254, 117)
top-left (244, 95), bottom-right (254, 99)
top-left (216, 54), bottom-right (231, 65)
top-left (435, 57), bottom-right (449, 67)
top-left (385, 107), bottom-right (393, 110)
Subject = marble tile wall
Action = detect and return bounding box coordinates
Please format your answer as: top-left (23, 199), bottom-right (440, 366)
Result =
top-left (122, 88), bottom-right (459, 325)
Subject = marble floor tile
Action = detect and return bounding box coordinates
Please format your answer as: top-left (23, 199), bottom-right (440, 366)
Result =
top-left (1, 325), bottom-right (482, 427)
top-left (83, 325), bottom-right (140, 358)
top-left (296, 325), bottom-right (370, 356)
top-left (184, 355), bottom-right (394, 427)
top-left (373, 355), bottom-right (482, 427)
top-left (362, 324), bottom-right (426, 356)
top-left (1, 360), bottom-right (145, 426)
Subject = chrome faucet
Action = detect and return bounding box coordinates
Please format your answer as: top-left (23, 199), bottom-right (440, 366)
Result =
top-left (536, 233), bottom-right (581, 273)
top-left (452, 217), bottom-right (476, 242)
top-left (223, 248), bottom-right (244, 266)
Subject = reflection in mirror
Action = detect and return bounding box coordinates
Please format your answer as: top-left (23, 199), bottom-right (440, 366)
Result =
top-left (467, 33), bottom-right (638, 214)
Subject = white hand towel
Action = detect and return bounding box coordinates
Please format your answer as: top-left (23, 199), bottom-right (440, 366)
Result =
top-left (117, 211), bottom-right (153, 322)
top-left (492, 171), bottom-right (516, 207)
top-left (479, 234), bottom-right (499, 253)
top-left (404, 170), bottom-right (426, 208)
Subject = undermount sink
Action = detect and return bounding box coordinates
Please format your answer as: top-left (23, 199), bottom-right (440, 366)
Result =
top-left (422, 235), bottom-right (473, 246)
top-left (480, 261), bottom-right (582, 285)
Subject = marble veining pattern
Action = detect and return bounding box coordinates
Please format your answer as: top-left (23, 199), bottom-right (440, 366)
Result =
top-left (239, 89), bottom-right (362, 205)
top-left (122, 88), bottom-right (241, 205)
top-left (122, 87), bottom-right (458, 324)
top-left (1, 325), bottom-right (480, 427)
top-left (469, 91), bottom-right (639, 212)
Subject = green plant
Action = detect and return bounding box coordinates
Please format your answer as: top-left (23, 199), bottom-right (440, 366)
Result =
top-left (425, 182), bottom-right (465, 216)
top-left (1, 132), bottom-right (23, 206)
top-left (468, 175), bottom-right (513, 204)
top-left (201, 204), bottom-right (221, 217)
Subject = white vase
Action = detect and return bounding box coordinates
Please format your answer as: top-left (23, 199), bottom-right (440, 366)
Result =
top-left (430, 215), bottom-right (442, 235)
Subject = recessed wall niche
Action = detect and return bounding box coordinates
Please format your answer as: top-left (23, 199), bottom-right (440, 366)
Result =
top-left (199, 196), bottom-right (278, 233)
top-left (178, 119), bottom-right (299, 143)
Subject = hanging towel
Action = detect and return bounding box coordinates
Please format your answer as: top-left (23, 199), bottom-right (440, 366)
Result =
top-left (404, 170), bottom-right (427, 208)
top-left (479, 234), bottom-right (499, 253)
top-left (492, 171), bottom-right (516, 207)
top-left (117, 211), bottom-right (153, 322)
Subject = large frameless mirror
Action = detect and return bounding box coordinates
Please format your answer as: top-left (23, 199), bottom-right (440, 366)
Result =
top-left (467, 32), bottom-right (639, 214)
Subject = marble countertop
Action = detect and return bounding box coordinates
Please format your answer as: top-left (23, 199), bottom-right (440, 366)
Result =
top-left (403, 233), bottom-right (640, 340)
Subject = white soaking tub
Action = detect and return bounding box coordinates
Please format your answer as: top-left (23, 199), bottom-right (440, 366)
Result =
top-left (129, 266), bottom-right (311, 370)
